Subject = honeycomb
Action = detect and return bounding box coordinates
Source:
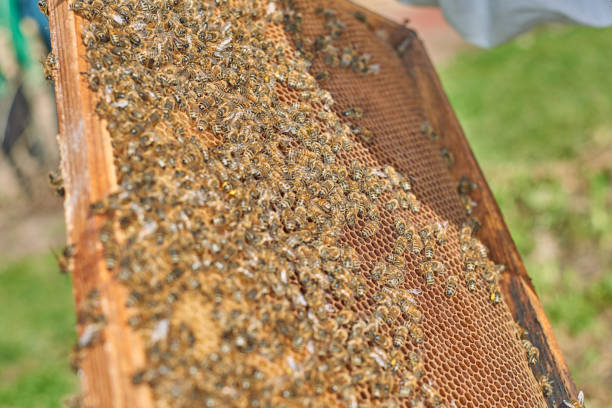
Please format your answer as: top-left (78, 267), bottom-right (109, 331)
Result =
top-left (63, 0), bottom-right (548, 406)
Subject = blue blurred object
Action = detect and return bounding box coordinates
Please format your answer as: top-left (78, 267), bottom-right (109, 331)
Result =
top-left (17, 0), bottom-right (51, 51)
top-left (0, 0), bottom-right (50, 70)
top-left (399, 0), bottom-right (612, 47)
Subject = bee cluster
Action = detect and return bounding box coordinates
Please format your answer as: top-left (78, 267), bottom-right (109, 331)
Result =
top-left (54, 0), bottom-right (549, 406)
top-left (513, 324), bottom-right (540, 366)
top-left (458, 221), bottom-right (504, 305)
top-left (513, 321), bottom-right (563, 403)
top-left (71, 289), bottom-right (107, 371)
top-left (457, 176), bottom-right (477, 216)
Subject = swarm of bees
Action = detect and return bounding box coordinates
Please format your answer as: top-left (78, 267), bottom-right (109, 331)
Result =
top-left (458, 219), bottom-right (506, 304)
top-left (56, 0), bottom-right (554, 406)
top-left (70, 289), bottom-right (106, 371)
top-left (313, 7), bottom-right (380, 75)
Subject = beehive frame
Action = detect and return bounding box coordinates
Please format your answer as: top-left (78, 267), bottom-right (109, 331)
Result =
top-left (48, 0), bottom-right (578, 406)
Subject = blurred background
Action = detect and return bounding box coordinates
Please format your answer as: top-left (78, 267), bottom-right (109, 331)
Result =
top-left (0, 1), bottom-right (610, 407)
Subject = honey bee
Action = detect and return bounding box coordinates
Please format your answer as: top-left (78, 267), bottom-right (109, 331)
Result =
top-left (393, 236), bottom-right (409, 255)
top-left (77, 322), bottom-right (105, 349)
top-left (53, 244), bottom-right (76, 275)
top-left (385, 252), bottom-right (406, 269)
top-left (343, 107), bottom-right (363, 119)
top-left (457, 176), bottom-right (477, 195)
top-left (351, 161), bottom-right (364, 181)
top-left (43, 52), bottom-right (58, 81)
top-left (440, 147), bottom-right (455, 168)
top-left (538, 375), bottom-right (553, 397)
top-left (38, 0), bottom-right (48, 16)
top-left (383, 165), bottom-right (401, 187)
top-left (407, 193), bottom-right (420, 213)
top-left (411, 235), bottom-right (423, 254)
top-left (382, 265), bottom-right (405, 287)
top-left (315, 71), bottom-right (330, 81)
top-left (393, 217), bottom-right (407, 235)
top-left (404, 224), bottom-right (415, 241)
top-left (433, 221), bottom-right (448, 244)
top-left (370, 262), bottom-right (387, 282)
top-left (345, 205), bottom-right (358, 227)
top-left (68, 0), bottom-right (87, 17)
top-left (404, 304), bottom-right (423, 324)
top-left (445, 275), bottom-right (459, 297)
top-left (420, 260), bottom-right (444, 285)
top-left (374, 305), bottom-right (390, 322)
top-left (420, 121), bottom-right (436, 140)
top-left (489, 283), bottom-right (501, 305)
top-left (319, 244), bottom-right (341, 261)
top-left (398, 371), bottom-right (417, 397)
top-left (514, 322), bottom-right (529, 340)
top-left (353, 126), bottom-right (374, 144)
top-left (421, 264), bottom-right (435, 286)
top-left (405, 321), bottom-right (423, 343)
top-left (459, 222), bottom-right (473, 243)
top-left (464, 258), bottom-right (476, 274)
top-left (562, 391), bottom-right (585, 408)
top-left (48, 170), bottom-right (65, 197)
top-left (393, 326), bottom-right (408, 347)
top-left (336, 309), bottom-right (354, 326)
top-left (410, 398), bottom-right (426, 408)
top-left (361, 220), bottom-right (379, 238)
top-left (522, 339), bottom-right (539, 365)
top-left (341, 247), bottom-right (360, 271)
top-left (352, 11), bottom-right (367, 23)
top-left (366, 203), bottom-right (380, 220)
top-left (422, 383), bottom-right (442, 407)
top-left (422, 242), bottom-right (434, 259)
top-left (385, 198), bottom-right (399, 212)
top-left (396, 36), bottom-right (412, 56)
top-left (408, 351), bottom-right (425, 379)
top-left (465, 271), bottom-right (477, 292)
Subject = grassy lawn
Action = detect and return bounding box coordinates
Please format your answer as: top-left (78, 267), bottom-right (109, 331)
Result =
top-left (440, 24), bottom-right (612, 407)
top-left (0, 254), bottom-right (77, 408)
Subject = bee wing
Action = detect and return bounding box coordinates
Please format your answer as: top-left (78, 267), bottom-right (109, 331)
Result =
top-left (371, 167), bottom-right (386, 178)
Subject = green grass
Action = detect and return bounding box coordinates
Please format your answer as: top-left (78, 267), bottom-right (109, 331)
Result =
top-left (440, 24), bottom-right (612, 406)
top-left (440, 23), bottom-right (612, 318)
top-left (0, 254), bottom-right (77, 408)
top-left (441, 25), bottom-right (612, 165)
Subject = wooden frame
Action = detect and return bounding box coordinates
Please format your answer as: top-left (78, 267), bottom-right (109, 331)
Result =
top-left (48, 0), bottom-right (576, 406)
top-left (49, 0), bottom-right (153, 406)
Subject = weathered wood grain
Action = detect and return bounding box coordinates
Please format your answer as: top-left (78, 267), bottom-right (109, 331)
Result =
top-left (48, 0), bottom-right (153, 406)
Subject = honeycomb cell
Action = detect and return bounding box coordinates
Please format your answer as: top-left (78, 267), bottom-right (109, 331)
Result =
top-left (72, 0), bottom-right (547, 406)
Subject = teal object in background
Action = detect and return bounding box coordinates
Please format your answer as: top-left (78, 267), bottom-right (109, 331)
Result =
top-left (0, 0), bottom-right (51, 78)
top-left (0, 0), bottom-right (31, 69)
